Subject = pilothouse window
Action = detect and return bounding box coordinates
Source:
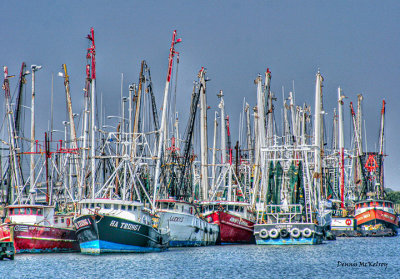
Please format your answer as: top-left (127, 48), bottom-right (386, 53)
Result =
top-left (104, 204), bottom-right (111, 209)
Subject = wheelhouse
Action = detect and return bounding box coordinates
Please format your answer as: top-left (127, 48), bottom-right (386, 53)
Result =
top-left (201, 201), bottom-right (254, 220)
top-left (78, 199), bottom-right (150, 224)
top-left (355, 199), bottom-right (395, 215)
top-left (156, 199), bottom-right (196, 215)
top-left (6, 205), bottom-right (55, 226)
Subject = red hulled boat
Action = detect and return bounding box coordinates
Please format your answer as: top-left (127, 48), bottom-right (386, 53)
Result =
top-left (354, 199), bottom-right (398, 236)
top-left (0, 205), bottom-right (79, 253)
top-left (201, 201), bottom-right (255, 244)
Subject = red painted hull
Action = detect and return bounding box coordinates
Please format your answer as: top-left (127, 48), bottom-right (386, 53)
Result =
top-left (0, 223), bottom-right (79, 253)
top-left (355, 209), bottom-right (398, 229)
top-left (204, 211), bottom-right (254, 244)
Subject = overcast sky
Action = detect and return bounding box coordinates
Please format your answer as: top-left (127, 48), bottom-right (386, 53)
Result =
top-left (1, 1), bottom-right (399, 189)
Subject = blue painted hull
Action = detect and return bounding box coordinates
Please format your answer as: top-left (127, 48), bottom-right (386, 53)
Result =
top-left (74, 214), bottom-right (169, 255)
top-left (80, 240), bottom-right (164, 254)
top-left (169, 240), bottom-right (209, 247)
top-left (256, 237), bottom-right (322, 245)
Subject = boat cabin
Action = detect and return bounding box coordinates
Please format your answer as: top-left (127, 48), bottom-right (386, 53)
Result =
top-left (78, 199), bottom-right (151, 225)
top-left (355, 199), bottom-right (395, 215)
top-left (201, 201), bottom-right (254, 221)
top-left (6, 205), bottom-right (55, 226)
top-left (156, 199), bottom-right (196, 216)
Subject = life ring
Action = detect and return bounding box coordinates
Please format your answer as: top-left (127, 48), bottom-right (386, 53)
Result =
top-left (259, 229), bottom-right (269, 239)
top-left (269, 228), bottom-right (279, 239)
top-left (280, 229), bottom-right (289, 238)
top-left (302, 228), bottom-right (313, 238)
top-left (66, 218), bottom-right (71, 226)
top-left (290, 228), bottom-right (301, 238)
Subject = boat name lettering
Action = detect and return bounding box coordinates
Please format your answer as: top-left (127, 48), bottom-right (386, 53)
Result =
top-left (169, 216), bottom-right (184, 222)
top-left (28, 226), bottom-right (50, 232)
top-left (275, 224), bottom-right (293, 229)
top-left (229, 217), bottom-right (248, 227)
top-left (14, 225), bottom-right (28, 232)
top-left (75, 218), bottom-right (91, 229)
top-left (120, 222), bottom-right (141, 231)
top-left (381, 213), bottom-right (394, 221)
top-left (110, 220), bottom-right (119, 227)
top-left (358, 213), bottom-right (370, 221)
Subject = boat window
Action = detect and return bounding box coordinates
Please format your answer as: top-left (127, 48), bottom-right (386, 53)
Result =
top-left (240, 206), bottom-right (244, 213)
top-left (181, 206), bottom-right (184, 213)
top-left (104, 204), bottom-right (111, 209)
top-left (121, 205), bottom-right (126, 210)
top-left (61, 218), bottom-right (64, 223)
top-left (228, 205), bottom-right (234, 211)
top-left (38, 209), bottom-right (43, 216)
top-left (20, 208), bottom-right (26, 215)
top-left (163, 203), bottom-right (168, 209)
top-left (169, 203), bottom-right (174, 210)
top-left (128, 205), bottom-right (132, 211)
top-left (114, 204), bottom-right (119, 210)
top-left (55, 218), bottom-right (58, 224)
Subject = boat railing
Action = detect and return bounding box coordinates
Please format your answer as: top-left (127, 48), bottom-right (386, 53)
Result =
top-left (257, 204), bottom-right (304, 224)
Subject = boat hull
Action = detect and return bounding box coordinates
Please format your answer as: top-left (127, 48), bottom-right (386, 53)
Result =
top-left (254, 223), bottom-right (323, 245)
top-left (0, 223), bottom-right (79, 253)
top-left (204, 211), bottom-right (254, 244)
top-left (355, 208), bottom-right (398, 236)
top-left (158, 212), bottom-right (218, 247)
top-left (74, 214), bottom-right (169, 254)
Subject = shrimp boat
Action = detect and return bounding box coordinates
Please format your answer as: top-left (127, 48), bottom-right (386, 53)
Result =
top-left (156, 199), bottom-right (218, 246)
top-left (353, 102), bottom-right (398, 236)
top-left (0, 66), bottom-right (79, 253)
top-left (0, 205), bottom-right (79, 253)
top-left (354, 199), bottom-right (398, 236)
top-left (74, 199), bottom-right (169, 254)
top-left (198, 87), bottom-right (255, 244)
top-left (253, 71), bottom-right (325, 245)
top-left (201, 201), bottom-right (255, 244)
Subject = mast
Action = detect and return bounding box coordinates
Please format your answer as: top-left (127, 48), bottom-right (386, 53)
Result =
top-left (61, 64), bottom-right (81, 198)
top-left (265, 69), bottom-right (273, 147)
top-left (245, 103), bottom-right (253, 162)
top-left (379, 100), bottom-right (385, 155)
top-left (29, 65), bottom-right (41, 204)
top-left (153, 30), bottom-right (181, 209)
top-left (87, 27), bottom-right (97, 199)
top-left (357, 94), bottom-right (363, 155)
top-left (132, 61), bottom-right (145, 156)
top-left (289, 91), bottom-right (297, 144)
top-left (338, 87), bottom-right (345, 208)
top-left (256, 75), bottom-right (266, 147)
top-left (3, 67), bottom-right (23, 202)
top-left (378, 100), bottom-right (386, 198)
top-left (211, 111), bottom-right (218, 191)
top-left (314, 71), bottom-right (323, 202)
top-left (217, 90), bottom-right (226, 164)
top-left (199, 68), bottom-right (209, 201)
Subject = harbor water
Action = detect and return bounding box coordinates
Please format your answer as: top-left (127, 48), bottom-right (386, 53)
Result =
top-left (0, 236), bottom-right (399, 279)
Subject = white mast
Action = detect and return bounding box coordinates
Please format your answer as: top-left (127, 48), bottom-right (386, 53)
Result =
top-left (338, 87), bottom-right (345, 208)
top-left (314, 71), bottom-right (323, 202)
top-left (245, 103), bottom-right (253, 162)
top-left (30, 65), bottom-right (41, 204)
top-left (87, 27), bottom-right (97, 199)
top-left (199, 68), bottom-right (209, 201)
top-left (217, 90), bottom-right (226, 164)
top-left (153, 30), bottom-right (181, 209)
top-left (211, 111), bottom-right (218, 191)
